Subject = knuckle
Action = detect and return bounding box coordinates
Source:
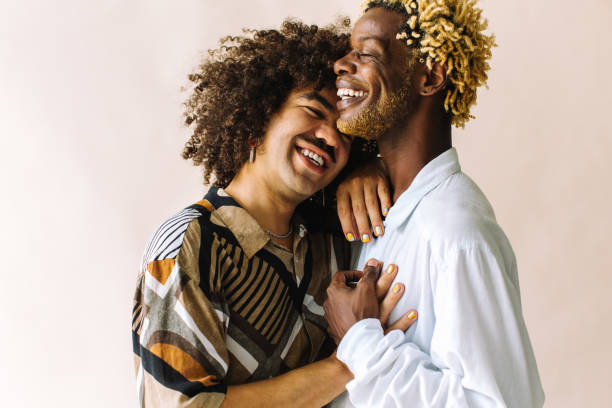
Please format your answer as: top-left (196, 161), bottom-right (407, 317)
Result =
top-left (365, 198), bottom-right (379, 209)
top-left (337, 206), bottom-right (350, 217)
top-left (352, 203), bottom-right (365, 215)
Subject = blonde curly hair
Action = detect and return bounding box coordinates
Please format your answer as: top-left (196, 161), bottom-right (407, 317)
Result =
top-left (363, 0), bottom-right (496, 128)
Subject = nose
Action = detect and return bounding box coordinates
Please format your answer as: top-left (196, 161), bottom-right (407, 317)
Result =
top-left (334, 52), bottom-right (357, 76)
top-left (314, 123), bottom-right (341, 162)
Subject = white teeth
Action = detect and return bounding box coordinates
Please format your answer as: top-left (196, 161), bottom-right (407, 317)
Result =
top-left (337, 88), bottom-right (367, 98)
top-left (299, 148), bottom-right (324, 167)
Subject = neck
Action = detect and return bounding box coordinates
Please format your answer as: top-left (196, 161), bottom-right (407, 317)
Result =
top-left (224, 166), bottom-right (297, 237)
top-left (378, 106), bottom-right (452, 202)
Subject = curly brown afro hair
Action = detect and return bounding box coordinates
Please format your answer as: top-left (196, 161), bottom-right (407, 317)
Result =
top-left (182, 18), bottom-right (351, 188)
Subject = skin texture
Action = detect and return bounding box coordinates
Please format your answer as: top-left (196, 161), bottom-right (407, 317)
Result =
top-left (324, 259), bottom-right (417, 344)
top-left (326, 7), bottom-right (451, 343)
top-left (336, 159), bottom-right (392, 243)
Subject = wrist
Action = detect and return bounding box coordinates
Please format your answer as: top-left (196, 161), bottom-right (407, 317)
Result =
top-left (327, 352), bottom-right (354, 382)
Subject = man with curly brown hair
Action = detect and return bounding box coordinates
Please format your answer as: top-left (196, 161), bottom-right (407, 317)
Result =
top-left (325, 1), bottom-right (545, 407)
top-left (131, 19), bottom-right (415, 408)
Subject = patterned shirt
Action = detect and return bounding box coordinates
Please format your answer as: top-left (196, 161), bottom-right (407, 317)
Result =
top-left (132, 187), bottom-right (349, 407)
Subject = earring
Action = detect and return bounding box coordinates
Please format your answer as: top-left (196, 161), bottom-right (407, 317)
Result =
top-left (248, 138), bottom-right (257, 163)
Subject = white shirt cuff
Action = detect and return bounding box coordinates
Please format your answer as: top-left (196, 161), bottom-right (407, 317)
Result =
top-left (336, 318), bottom-right (384, 374)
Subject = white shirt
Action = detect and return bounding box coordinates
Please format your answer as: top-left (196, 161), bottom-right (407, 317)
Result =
top-left (334, 148), bottom-right (544, 408)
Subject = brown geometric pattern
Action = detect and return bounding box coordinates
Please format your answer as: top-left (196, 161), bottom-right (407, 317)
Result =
top-left (132, 187), bottom-right (349, 407)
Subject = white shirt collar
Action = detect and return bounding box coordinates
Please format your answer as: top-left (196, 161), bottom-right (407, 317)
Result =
top-left (384, 147), bottom-right (461, 229)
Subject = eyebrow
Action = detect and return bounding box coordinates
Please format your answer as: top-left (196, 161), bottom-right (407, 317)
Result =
top-left (355, 36), bottom-right (389, 48)
top-left (299, 92), bottom-right (335, 114)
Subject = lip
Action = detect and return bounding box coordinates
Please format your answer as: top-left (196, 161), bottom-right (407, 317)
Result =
top-left (294, 139), bottom-right (333, 169)
top-left (336, 78), bottom-right (370, 112)
top-left (295, 146), bottom-right (326, 175)
top-left (337, 93), bottom-right (369, 111)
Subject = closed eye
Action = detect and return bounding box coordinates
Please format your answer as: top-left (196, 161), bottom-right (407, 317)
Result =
top-left (357, 51), bottom-right (378, 60)
top-left (303, 106), bottom-right (325, 119)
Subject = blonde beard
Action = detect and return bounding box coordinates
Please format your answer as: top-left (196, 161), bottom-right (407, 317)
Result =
top-left (337, 82), bottom-right (414, 140)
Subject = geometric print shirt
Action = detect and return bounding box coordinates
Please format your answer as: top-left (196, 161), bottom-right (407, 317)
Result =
top-left (132, 187), bottom-right (349, 407)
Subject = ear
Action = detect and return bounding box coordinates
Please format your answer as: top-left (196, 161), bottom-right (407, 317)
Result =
top-left (417, 62), bottom-right (447, 97)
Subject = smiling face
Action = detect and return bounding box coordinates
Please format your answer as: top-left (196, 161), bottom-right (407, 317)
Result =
top-left (255, 86), bottom-right (353, 201)
top-left (334, 7), bottom-right (416, 139)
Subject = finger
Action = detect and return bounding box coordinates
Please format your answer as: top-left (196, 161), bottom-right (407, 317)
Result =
top-left (331, 269), bottom-right (364, 286)
top-left (380, 282), bottom-right (405, 326)
top-left (360, 258), bottom-right (381, 285)
top-left (385, 310), bottom-right (418, 334)
top-left (377, 179), bottom-right (392, 219)
top-left (350, 186), bottom-right (373, 243)
top-left (376, 264), bottom-right (398, 300)
top-left (364, 183), bottom-right (385, 238)
top-left (336, 188), bottom-right (357, 242)
top-left (350, 213), bottom-right (360, 242)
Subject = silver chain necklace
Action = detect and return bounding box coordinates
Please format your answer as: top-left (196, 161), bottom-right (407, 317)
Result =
top-left (264, 224), bottom-right (294, 239)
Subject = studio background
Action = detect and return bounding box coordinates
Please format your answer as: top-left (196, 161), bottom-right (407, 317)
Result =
top-left (1, 0), bottom-right (610, 407)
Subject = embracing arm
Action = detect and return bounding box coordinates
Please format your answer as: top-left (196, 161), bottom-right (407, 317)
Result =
top-left (333, 245), bottom-right (545, 408)
top-left (222, 355), bottom-right (351, 408)
top-left (134, 217), bottom-right (355, 408)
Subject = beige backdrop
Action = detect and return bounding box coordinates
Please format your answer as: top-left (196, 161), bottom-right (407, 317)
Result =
top-left (1, 0), bottom-right (610, 407)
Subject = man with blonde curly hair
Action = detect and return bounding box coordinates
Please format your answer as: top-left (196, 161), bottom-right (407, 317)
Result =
top-left (324, 1), bottom-right (545, 406)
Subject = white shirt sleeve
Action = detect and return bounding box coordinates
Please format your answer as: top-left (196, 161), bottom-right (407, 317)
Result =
top-left (336, 244), bottom-right (544, 408)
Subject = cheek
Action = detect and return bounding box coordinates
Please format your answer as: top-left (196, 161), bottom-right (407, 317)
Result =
top-left (335, 143), bottom-right (352, 169)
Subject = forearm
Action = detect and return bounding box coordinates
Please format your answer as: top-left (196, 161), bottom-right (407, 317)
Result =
top-left (222, 355), bottom-right (352, 408)
top-left (338, 320), bottom-right (472, 407)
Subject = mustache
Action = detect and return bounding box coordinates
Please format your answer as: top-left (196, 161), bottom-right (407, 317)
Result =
top-left (297, 135), bottom-right (336, 163)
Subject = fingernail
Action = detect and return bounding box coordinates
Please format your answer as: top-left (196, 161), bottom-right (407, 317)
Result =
top-left (392, 283), bottom-right (401, 293)
top-left (374, 226), bottom-right (384, 236)
top-left (385, 264), bottom-right (396, 275)
top-left (408, 311), bottom-right (417, 320)
top-left (383, 208), bottom-right (389, 217)
top-left (362, 234), bottom-right (371, 243)
top-left (367, 259), bottom-right (379, 267)
top-left (346, 233), bottom-right (355, 242)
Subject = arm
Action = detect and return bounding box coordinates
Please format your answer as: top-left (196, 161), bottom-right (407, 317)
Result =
top-left (133, 219), bottom-right (359, 407)
top-left (133, 219), bottom-right (231, 407)
top-left (222, 355), bottom-right (351, 408)
top-left (330, 246), bottom-right (544, 407)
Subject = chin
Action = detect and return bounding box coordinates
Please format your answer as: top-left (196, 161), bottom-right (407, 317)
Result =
top-left (337, 113), bottom-right (386, 141)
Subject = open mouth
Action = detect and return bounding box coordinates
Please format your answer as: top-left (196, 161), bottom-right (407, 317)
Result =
top-left (296, 146), bottom-right (326, 168)
top-left (337, 88), bottom-right (368, 101)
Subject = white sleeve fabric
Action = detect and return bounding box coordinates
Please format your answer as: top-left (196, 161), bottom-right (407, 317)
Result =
top-left (336, 244), bottom-right (544, 408)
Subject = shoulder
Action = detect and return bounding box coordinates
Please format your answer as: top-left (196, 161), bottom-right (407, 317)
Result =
top-left (414, 172), bottom-right (511, 254)
top-left (140, 203), bottom-right (211, 278)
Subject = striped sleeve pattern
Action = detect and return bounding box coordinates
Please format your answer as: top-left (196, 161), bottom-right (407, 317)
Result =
top-left (133, 207), bottom-right (229, 408)
top-left (132, 188), bottom-right (346, 407)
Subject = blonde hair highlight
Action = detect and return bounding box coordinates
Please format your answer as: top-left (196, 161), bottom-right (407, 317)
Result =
top-left (363, 0), bottom-right (496, 128)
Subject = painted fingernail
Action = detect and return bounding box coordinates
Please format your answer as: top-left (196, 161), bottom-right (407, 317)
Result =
top-left (346, 233), bottom-right (356, 242)
top-left (383, 208), bottom-right (389, 217)
top-left (367, 259), bottom-right (379, 267)
top-left (385, 264), bottom-right (396, 275)
top-left (392, 283), bottom-right (401, 293)
top-left (375, 226), bottom-right (384, 236)
top-left (362, 234), bottom-right (371, 243)
top-left (408, 311), bottom-right (417, 320)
